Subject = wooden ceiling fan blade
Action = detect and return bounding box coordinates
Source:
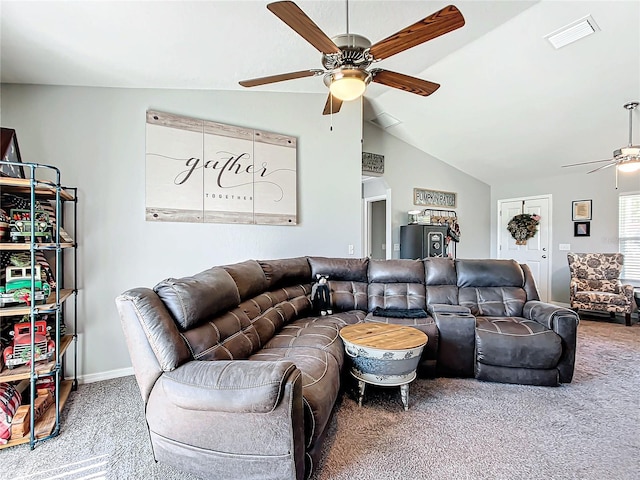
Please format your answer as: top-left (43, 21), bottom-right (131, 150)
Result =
top-left (322, 94), bottom-right (343, 115)
top-left (561, 158), bottom-right (614, 168)
top-left (267, 1), bottom-right (340, 54)
top-left (239, 69), bottom-right (323, 87)
top-left (371, 69), bottom-right (440, 96)
top-left (369, 5), bottom-right (465, 61)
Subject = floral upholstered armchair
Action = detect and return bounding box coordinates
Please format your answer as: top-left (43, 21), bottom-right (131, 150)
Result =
top-left (567, 253), bottom-right (634, 326)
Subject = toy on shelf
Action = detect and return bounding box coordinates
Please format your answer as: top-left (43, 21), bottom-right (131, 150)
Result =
top-left (0, 253), bottom-right (52, 308)
top-left (2, 320), bottom-right (55, 370)
top-left (9, 209), bottom-right (53, 243)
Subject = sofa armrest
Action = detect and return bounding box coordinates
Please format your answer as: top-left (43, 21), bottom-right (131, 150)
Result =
top-left (618, 283), bottom-right (635, 306)
top-left (160, 360), bottom-right (299, 413)
top-left (523, 301), bottom-right (579, 330)
top-left (431, 311), bottom-right (476, 377)
top-left (523, 301), bottom-right (579, 383)
top-left (427, 303), bottom-right (471, 315)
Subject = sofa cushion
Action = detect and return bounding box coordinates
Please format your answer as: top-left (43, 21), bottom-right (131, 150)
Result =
top-left (475, 316), bottom-right (562, 369)
top-left (368, 283), bottom-right (426, 311)
top-left (328, 280), bottom-right (368, 312)
top-left (424, 259), bottom-right (458, 306)
top-left (249, 347), bottom-right (340, 449)
top-left (251, 310), bottom-right (364, 449)
top-left (424, 258), bottom-right (457, 285)
top-left (368, 259), bottom-right (424, 283)
top-left (264, 312), bottom-right (364, 369)
top-left (308, 257), bottom-right (369, 282)
top-left (154, 267), bottom-right (241, 330)
top-left (264, 320), bottom-right (344, 368)
top-left (259, 257), bottom-right (311, 289)
top-left (456, 259), bottom-right (524, 288)
top-left (181, 285), bottom-right (312, 361)
top-left (458, 286), bottom-right (527, 317)
top-left (222, 260), bottom-right (270, 301)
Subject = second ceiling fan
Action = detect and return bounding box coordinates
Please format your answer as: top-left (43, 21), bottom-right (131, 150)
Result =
top-left (239, 1), bottom-right (465, 115)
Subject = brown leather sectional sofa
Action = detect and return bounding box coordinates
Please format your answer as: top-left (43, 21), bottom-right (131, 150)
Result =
top-left (115, 256), bottom-right (579, 480)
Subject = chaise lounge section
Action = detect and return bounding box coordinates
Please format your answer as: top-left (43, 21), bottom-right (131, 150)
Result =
top-left (115, 256), bottom-right (579, 480)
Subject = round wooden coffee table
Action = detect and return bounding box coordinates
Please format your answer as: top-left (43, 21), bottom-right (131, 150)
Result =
top-left (339, 323), bottom-right (428, 411)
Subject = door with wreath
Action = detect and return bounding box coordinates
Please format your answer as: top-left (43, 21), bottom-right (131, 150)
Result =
top-left (497, 196), bottom-right (550, 302)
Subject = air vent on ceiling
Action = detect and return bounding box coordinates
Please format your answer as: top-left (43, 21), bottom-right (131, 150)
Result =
top-left (368, 112), bottom-right (401, 129)
top-left (544, 15), bottom-right (600, 49)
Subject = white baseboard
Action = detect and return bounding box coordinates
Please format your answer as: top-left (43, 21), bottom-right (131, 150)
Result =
top-left (78, 367), bottom-right (134, 384)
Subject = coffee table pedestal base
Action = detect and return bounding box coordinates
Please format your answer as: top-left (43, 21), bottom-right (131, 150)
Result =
top-left (355, 373), bottom-right (415, 411)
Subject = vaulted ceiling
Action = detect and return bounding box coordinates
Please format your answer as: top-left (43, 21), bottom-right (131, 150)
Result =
top-left (1, 1), bottom-right (639, 185)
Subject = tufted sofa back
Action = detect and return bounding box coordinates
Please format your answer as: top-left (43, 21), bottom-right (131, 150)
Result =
top-left (424, 258), bottom-right (458, 305)
top-left (308, 257), bottom-right (369, 311)
top-left (154, 259), bottom-right (313, 363)
top-left (367, 259), bottom-right (425, 312)
top-left (455, 259), bottom-right (528, 317)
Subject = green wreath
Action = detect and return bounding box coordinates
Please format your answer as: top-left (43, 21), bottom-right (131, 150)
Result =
top-left (507, 214), bottom-right (540, 245)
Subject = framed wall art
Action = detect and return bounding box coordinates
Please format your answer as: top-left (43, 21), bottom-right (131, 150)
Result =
top-left (145, 110), bottom-right (297, 225)
top-left (0, 128), bottom-right (25, 179)
top-left (362, 152), bottom-right (384, 174)
top-left (574, 221), bottom-right (590, 237)
top-left (572, 199), bottom-right (592, 221)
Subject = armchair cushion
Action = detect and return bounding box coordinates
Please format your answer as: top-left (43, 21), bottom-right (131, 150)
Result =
top-left (567, 252), bottom-right (634, 315)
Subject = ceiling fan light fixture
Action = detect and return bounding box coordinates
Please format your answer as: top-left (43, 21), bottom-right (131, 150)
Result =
top-left (617, 160), bottom-right (640, 173)
top-left (328, 69), bottom-right (369, 102)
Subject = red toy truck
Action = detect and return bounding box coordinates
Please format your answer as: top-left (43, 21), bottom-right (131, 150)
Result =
top-left (3, 321), bottom-right (54, 369)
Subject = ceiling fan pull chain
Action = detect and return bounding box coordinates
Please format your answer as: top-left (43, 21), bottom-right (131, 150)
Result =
top-left (330, 95), bottom-right (333, 131)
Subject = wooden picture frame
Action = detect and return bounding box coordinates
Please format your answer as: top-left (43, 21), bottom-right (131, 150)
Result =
top-left (0, 128), bottom-right (25, 179)
top-left (574, 221), bottom-right (590, 237)
top-left (572, 199), bottom-right (592, 221)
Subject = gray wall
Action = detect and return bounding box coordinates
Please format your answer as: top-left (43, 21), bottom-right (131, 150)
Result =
top-left (491, 170), bottom-right (639, 304)
top-left (1, 84), bottom-right (363, 379)
top-left (363, 122), bottom-right (491, 259)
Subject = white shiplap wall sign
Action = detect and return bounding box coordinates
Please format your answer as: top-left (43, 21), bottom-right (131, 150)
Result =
top-left (146, 110), bottom-right (297, 225)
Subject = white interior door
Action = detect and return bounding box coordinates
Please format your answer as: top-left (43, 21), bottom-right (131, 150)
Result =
top-left (497, 196), bottom-right (551, 301)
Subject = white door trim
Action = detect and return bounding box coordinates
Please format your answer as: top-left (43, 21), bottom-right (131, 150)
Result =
top-left (496, 194), bottom-right (552, 301)
top-left (363, 192), bottom-right (392, 260)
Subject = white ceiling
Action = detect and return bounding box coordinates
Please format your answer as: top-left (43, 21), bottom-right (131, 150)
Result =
top-left (1, 1), bottom-right (639, 185)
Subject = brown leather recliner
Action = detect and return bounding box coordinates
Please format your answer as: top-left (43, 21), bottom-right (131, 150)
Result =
top-left (116, 256), bottom-right (579, 480)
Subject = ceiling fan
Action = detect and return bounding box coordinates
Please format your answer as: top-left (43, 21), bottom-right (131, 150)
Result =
top-left (239, 1), bottom-right (465, 115)
top-left (562, 102), bottom-right (640, 180)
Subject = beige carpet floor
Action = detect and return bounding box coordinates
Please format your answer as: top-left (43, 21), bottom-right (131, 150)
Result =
top-left (2, 319), bottom-right (639, 480)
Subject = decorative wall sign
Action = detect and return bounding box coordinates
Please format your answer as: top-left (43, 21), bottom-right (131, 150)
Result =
top-left (145, 110), bottom-right (297, 225)
top-left (413, 188), bottom-right (457, 208)
top-left (362, 152), bottom-right (384, 174)
top-left (572, 199), bottom-right (592, 221)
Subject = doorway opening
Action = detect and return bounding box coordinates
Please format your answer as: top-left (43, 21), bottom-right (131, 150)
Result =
top-left (362, 178), bottom-right (392, 259)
